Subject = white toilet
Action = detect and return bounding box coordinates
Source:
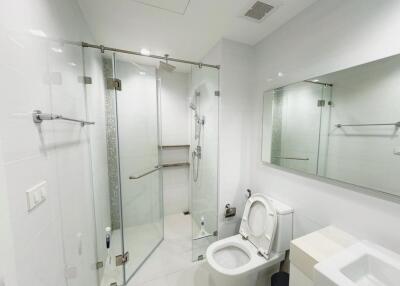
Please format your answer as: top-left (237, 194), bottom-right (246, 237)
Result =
top-left (206, 194), bottom-right (293, 286)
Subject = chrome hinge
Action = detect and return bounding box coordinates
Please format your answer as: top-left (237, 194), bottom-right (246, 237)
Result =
top-left (83, 76), bottom-right (92, 84)
top-left (214, 90), bottom-right (220, 97)
top-left (116, 252), bottom-right (129, 266)
top-left (197, 254), bottom-right (204, 261)
top-left (317, 99), bottom-right (325, 107)
top-left (213, 230), bottom-right (218, 237)
top-left (107, 78), bottom-right (122, 91)
top-left (96, 261), bottom-right (104, 270)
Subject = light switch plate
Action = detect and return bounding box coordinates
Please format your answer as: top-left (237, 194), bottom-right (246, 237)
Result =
top-left (26, 181), bottom-right (47, 211)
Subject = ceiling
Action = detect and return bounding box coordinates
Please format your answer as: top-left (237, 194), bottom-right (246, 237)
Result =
top-left (77, 0), bottom-right (318, 67)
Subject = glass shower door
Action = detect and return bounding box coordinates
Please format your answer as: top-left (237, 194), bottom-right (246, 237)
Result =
top-left (113, 54), bottom-right (164, 283)
top-left (189, 66), bottom-right (219, 261)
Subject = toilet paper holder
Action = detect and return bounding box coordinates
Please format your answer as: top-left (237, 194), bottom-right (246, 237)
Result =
top-left (225, 204), bottom-right (236, 218)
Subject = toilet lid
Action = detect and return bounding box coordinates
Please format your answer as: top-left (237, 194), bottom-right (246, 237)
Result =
top-left (239, 194), bottom-right (277, 259)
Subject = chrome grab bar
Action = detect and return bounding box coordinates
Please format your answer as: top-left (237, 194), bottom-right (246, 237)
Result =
top-left (32, 110), bottom-right (95, 126)
top-left (272, 156), bottom-right (309, 161)
top-left (336, 122), bottom-right (400, 128)
top-left (129, 166), bottom-right (162, 180)
top-left (162, 162), bottom-right (190, 168)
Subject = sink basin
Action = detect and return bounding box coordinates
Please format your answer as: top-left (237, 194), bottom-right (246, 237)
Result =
top-left (314, 241), bottom-right (400, 286)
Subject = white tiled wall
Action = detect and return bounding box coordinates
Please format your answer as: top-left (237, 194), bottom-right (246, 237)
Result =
top-left (0, 0), bottom-right (102, 285)
top-left (200, 39), bottom-right (255, 239)
top-left (247, 0), bottom-right (400, 253)
top-left (206, 1), bottom-right (400, 255)
top-left (159, 70), bottom-right (190, 215)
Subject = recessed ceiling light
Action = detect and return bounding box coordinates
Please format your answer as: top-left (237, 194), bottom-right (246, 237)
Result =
top-left (140, 48), bottom-right (150, 56)
top-left (139, 71), bottom-right (146, 76)
top-left (29, 29), bottom-right (47, 38)
top-left (51, 47), bottom-right (63, 53)
top-left (313, 79), bottom-right (319, 82)
top-left (278, 72), bottom-right (284, 77)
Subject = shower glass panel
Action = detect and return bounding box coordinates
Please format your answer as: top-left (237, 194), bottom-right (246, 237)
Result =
top-left (189, 65), bottom-right (219, 261)
top-left (113, 53), bottom-right (164, 283)
top-left (264, 82), bottom-right (327, 175)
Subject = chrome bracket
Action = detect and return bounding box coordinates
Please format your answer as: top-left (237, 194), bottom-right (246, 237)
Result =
top-left (83, 76), bottom-right (92, 84)
top-left (96, 261), bottom-right (104, 270)
top-left (116, 252), bottom-right (129, 266)
top-left (107, 78), bottom-right (122, 91)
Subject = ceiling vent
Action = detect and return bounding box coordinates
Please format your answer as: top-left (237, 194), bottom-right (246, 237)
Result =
top-left (244, 1), bottom-right (275, 22)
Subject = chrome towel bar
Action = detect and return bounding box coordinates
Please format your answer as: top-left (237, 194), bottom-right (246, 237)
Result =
top-left (32, 110), bottom-right (95, 126)
top-left (336, 122), bottom-right (400, 128)
top-left (272, 156), bottom-right (309, 161)
top-left (162, 162), bottom-right (190, 168)
top-left (129, 166), bottom-right (162, 180)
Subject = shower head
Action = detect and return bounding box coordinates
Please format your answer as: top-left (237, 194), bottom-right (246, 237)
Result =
top-left (159, 61), bottom-right (176, 72)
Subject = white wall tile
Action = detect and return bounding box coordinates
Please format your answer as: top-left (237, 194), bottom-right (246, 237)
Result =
top-left (0, 0), bottom-right (101, 285)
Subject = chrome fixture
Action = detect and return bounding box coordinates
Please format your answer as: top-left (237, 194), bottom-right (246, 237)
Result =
top-left (129, 166), bottom-right (162, 180)
top-left (304, 80), bottom-right (333, 87)
top-left (32, 110), bottom-right (95, 126)
top-left (159, 55), bottom-right (177, 72)
top-left (336, 121), bottom-right (400, 128)
top-left (82, 42), bottom-right (220, 70)
top-left (272, 156), bottom-right (310, 161)
top-left (246, 189), bottom-right (252, 198)
top-left (224, 204), bottom-right (236, 218)
top-left (162, 162), bottom-right (190, 168)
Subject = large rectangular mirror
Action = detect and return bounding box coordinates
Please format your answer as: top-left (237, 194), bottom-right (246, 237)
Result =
top-left (262, 54), bottom-right (400, 197)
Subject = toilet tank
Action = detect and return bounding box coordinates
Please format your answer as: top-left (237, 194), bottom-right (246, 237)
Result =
top-left (269, 197), bottom-right (293, 253)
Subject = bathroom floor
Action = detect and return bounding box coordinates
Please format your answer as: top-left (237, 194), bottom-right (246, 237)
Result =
top-left (101, 213), bottom-right (212, 286)
top-left (128, 213), bottom-right (211, 286)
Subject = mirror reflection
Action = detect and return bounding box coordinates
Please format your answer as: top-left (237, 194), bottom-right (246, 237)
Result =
top-left (262, 54), bottom-right (400, 196)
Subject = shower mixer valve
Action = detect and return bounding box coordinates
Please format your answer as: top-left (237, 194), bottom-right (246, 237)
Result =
top-left (192, 145), bottom-right (202, 159)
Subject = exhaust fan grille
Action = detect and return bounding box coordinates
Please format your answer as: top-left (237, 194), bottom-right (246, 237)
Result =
top-left (245, 1), bottom-right (274, 21)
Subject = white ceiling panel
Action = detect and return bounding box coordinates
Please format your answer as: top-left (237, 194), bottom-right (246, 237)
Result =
top-left (77, 0), bottom-right (319, 68)
top-left (131, 0), bottom-right (191, 14)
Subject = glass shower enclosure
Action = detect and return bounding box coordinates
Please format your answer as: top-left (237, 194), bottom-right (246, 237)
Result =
top-left (99, 52), bottom-right (164, 285)
top-left (87, 46), bottom-right (220, 285)
top-left (189, 65), bottom-right (219, 261)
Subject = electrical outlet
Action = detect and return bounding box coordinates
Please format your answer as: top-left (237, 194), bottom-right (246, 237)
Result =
top-left (26, 181), bottom-right (47, 211)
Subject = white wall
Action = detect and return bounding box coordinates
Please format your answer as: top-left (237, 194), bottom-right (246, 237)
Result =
top-left (159, 70), bottom-right (191, 215)
top-left (0, 142), bottom-right (17, 286)
top-left (247, 0), bottom-right (400, 253)
top-left (199, 39), bottom-right (255, 238)
top-left (0, 0), bottom-right (102, 285)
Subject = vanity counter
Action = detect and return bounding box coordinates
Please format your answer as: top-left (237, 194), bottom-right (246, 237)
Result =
top-left (289, 226), bottom-right (357, 281)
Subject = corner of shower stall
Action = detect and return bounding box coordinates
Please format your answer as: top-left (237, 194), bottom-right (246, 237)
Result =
top-left (85, 44), bottom-right (220, 286)
top-left (189, 65), bottom-right (220, 262)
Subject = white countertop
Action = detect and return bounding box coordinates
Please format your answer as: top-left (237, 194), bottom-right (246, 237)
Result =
top-left (289, 226), bottom-right (358, 279)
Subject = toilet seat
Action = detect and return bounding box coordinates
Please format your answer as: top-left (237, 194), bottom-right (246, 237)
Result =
top-left (240, 193), bottom-right (277, 259)
top-left (206, 194), bottom-right (281, 277)
top-left (206, 234), bottom-right (284, 276)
